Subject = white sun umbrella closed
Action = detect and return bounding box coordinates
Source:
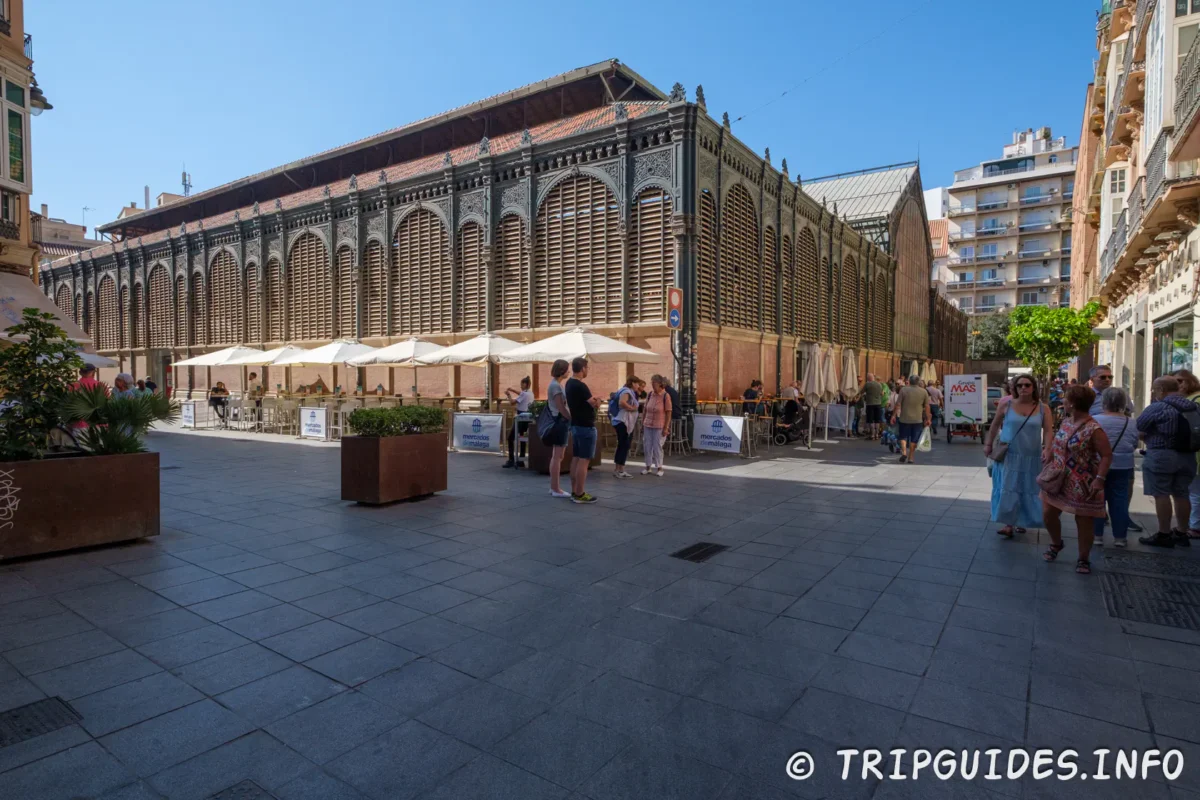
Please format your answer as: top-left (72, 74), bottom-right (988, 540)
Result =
top-left (496, 327), bottom-right (659, 364)
top-left (819, 347), bottom-right (839, 404)
top-left (800, 342), bottom-right (822, 398)
top-left (417, 333), bottom-right (523, 407)
top-left (172, 346), bottom-right (265, 367)
top-left (270, 340), bottom-right (377, 396)
top-left (840, 348), bottom-right (859, 437)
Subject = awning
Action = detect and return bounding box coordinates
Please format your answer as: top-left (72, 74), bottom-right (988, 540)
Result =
top-left (0, 272), bottom-right (90, 345)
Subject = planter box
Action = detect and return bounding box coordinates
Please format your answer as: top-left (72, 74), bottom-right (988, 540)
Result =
top-left (0, 452), bottom-right (160, 561)
top-left (527, 427), bottom-right (602, 475)
top-left (341, 432), bottom-right (448, 504)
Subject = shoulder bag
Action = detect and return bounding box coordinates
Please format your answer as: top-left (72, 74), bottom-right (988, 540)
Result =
top-left (990, 404), bottom-right (1035, 464)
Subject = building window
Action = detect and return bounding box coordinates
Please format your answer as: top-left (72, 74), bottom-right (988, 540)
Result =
top-left (980, 294), bottom-right (996, 308)
top-left (1110, 169), bottom-right (1127, 195)
top-left (1050, 155), bottom-right (1058, 164)
top-left (1021, 291), bottom-right (1042, 305)
top-left (0, 81), bottom-right (24, 187)
top-left (981, 269), bottom-right (998, 281)
top-left (5, 82), bottom-right (22, 108)
top-left (1180, 24), bottom-right (1199, 73)
top-left (1179, 0), bottom-right (1200, 17)
top-left (1112, 195), bottom-right (1125, 229)
top-left (1, 188), bottom-right (17, 222)
top-left (981, 243), bottom-right (998, 257)
top-left (960, 246), bottom-right (974, 257)
top-left (957, 272), bottom-right (973, 282)
top-left (959, 297), bottom-right (973, 309)
top-left (1066, 180), bottom-right (1075, 195)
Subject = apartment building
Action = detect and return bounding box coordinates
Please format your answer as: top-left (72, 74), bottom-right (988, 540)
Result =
top-left (1087, 0), bottom-right (1200, 408)
top-left (945, 128), bottom-right (1077, 319)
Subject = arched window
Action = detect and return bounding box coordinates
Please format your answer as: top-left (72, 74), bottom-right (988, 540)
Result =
top-left (209, 250), bottom-right (242, 345)
top-left (457, 221), bottom-right (486, 332)
top-left (781, 235), bottom-right (795, 336)
top-left (189, 273), bottom-right (205, 346)
top-left (245, 265), bottom-right (261, 343)
top-left (535, 175), bottom-right (621, 326)
top-left (132, 284), bottom-right (143, 348)
top-left (287, 233), bottom-right (331, 341)
top-left (630, 187), bottom-right (674, 322)
top-left (54, 284), bottom-right (71, 318)
top-left (148, 266), bottom-right (172, 348)
top-left (336, 245), bottom-right (356, 339)
top-left (83, 291), bottom-right (94, 336)
top-left (362, 241), bottom-right (386, 337)
top-left (797, 228), bottom-right (819, 340)
top-left (763, 226), bottom-right (777, 333)
top-left (96, 277), bottom-right (118, 350)
top-left (264, 258), bottom-right (284, 342)
top-left (118, 285), bottom-right (129, 349)
top-left (722, 184), bottom-right (759, 330)
top-left (698, 191), bottom-right (717, 324)
top-left (174, 275), bottom-right (187, 346)
top-left (392, 209), bottom-right (451, 335)
top-left (840, 254), bottom-right (859, 346)
top-left (819, 257), bottom-right (829, 341)
top-left (495, 214), bottom-right (529, 330)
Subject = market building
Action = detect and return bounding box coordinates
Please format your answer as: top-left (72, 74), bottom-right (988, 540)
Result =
top-left (1082, 0), bottom-right (1200, 408)
top-left (42, 60), bottom-right (962, 404)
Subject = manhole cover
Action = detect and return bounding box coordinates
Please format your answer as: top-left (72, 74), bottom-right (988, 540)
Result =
top-left (670, 542), bottom-right (730, 563)
top-left (1101, 551), bottom-right (1200, 578)
top-left (1101, 573), bottom-right (1200, 630)
top-left (209, 780), bottom-right (276, 800)
top-left (0, 697), bottom-right (82, 748)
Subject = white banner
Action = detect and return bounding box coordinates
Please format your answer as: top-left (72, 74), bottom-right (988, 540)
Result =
top-left (452, 413), bottom-right (504, 452)
top-left (945, 374), bottom-right (986, 425)
top-left (180, 401), bottom-right (196, 428)
top-left (300, 406), bottom-right (328, 439)
top-left (692, 414), bottom-right (744, 454)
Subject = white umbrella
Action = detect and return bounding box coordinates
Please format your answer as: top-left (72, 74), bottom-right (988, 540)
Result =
top-left (496, 327), bottom-right (659, 364)
top-left (77, 352), bottom-right (119, 368)
top-left (347, 337), bottom-right (441, 367)
top-left (224, 345), bottom-right (309, 366)
top-left (819, 347), bottom-right (838, 404)
top-left (925, 362), bottom-right (938, 383)
top-left (801, 343), bottom-right (821, 398)
top-left (416, 333), bottom-right (522, 366)
top-left (270, 340), bottom-right (377, 396)
top-left (173, 346), bottom-right (265, 367)
top-left (840, 348), bottom-right (859, 437)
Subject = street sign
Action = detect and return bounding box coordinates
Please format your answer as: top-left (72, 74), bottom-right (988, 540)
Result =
top-left (667, 287), bottom-right (683, 330)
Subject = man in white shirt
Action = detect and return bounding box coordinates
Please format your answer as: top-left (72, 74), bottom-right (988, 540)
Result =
top-left (503, 377), bottom-right (534, 468)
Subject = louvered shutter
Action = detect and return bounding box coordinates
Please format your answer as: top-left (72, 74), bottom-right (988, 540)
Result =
top-left (875, 275), bottom-right (887, 350)
top-left (763, 227), bottom-right (777, 333)
top-left (781, 235), bottom-right (795, 336)
top-left (55, 285), bottom-right (71, 318)
top-left (336, 246), bottom-right (356, 339)
top-left (148, 267), bottom-right (171, 348)
top-left (819, 258), bottom-right (830, 341)
top-left (838, 256), bottom-right (857, 346)
top-left (723, 185), bottom-right (758, 330)
top-left (245, 266), bottom-right (261, 343)
top-left (392, 209), bottom-right (451, 335)
top-left (535, 175), bottom-right (621, 327)
top-left (495, 214), bottom-right (529, 330)
top-left (698, 191), bottom-right (717, 324)
top-left (117, 285), bottom-right (129, 349)
top-left (189, 273), bottom-right (205, 346)
top-left (265, 259), bottom-right (284, 342)
top-left (631, 188), bottom-right (672, 322)
top-left (796, 229), bottom-right (819, 341)
top-left (287, 233), bottom-right (331, 341)
top-left (174, 276), bottom-right (186, 346)
top-left (363, 241), bottom-right (386, 337)
top-left (95, 278), bottom-right (117, 350)
top-left (209, 251), bottom-right (242, 345)
top-left (132, 284), bottom-right (144, 348)
top-left (456, 222), bottom-right (485, 332)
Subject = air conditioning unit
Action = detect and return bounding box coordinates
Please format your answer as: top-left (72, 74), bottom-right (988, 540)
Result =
top-left (1039, 287), bottom-right (1048, 293)
top-left (1008, 183), bottom-right (1017, 189)
top-left (1049, 187), bottom-right (1058, 194)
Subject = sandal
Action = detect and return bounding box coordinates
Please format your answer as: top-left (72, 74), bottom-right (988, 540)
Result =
top-left (1075, 559), bottom-right (1091, 575)
top-left (998, 526), bottom-right (1014, 539)
top-left (1043, 543), bottom-right (1066, 562)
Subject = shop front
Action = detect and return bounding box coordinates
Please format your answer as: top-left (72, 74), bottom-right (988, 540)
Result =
top-left (1152, 310), bottom-right (1195, 380)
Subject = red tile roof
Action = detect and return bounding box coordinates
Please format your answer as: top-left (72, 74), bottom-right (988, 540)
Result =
top-left (52, 101), bottom-right (666, 269)
top-left (928, 218), bottom-right (948, 257)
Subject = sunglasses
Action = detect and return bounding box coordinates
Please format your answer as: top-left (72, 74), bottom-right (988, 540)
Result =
top-left (1015, 383), bottom-right (1034, 389)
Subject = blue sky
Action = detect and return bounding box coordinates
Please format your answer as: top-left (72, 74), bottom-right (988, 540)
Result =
top-left (29, 0), bottom-right (1099, 235)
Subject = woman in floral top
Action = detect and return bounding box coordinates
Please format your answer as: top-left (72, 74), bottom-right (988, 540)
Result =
top-left (641, 375), bottom-right (672, 477)
top-left (1041, 384), bottom-right (1113, 575)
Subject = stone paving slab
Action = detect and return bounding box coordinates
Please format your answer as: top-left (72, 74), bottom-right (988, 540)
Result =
top-left (1, 430), bottom-right (1199, 798)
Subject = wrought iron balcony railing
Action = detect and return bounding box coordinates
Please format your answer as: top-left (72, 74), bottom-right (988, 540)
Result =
top-left (978, 200), bottom-right (1009, 210)
top-left (1177, 34), bottom-right (1200, 155)
top-left (0, 219), bottom-right (21, 241)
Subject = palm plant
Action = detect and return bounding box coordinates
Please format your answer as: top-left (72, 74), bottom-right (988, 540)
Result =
top-left (60, 385), bottom-right (178, 455)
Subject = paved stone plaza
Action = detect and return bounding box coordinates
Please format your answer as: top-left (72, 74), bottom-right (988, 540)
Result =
top-left (1, 430), bottom-right (1199, 799)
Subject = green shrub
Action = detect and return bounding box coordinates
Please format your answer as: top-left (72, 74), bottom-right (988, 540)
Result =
top-left (60, 385), bottom-right (179, 455)
top-left (347, 405), bottom-right (447, 437)
top-left (0, 309), bottom-right (83, 460)
top-left (528, 400), bottom-right (547, 417)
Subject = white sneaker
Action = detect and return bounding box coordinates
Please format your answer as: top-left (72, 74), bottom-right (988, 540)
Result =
top-left (550, 489), bottom-right (571, 498)
top-left (1114, 538), bottom-right (1127, 547)
top-left (656, 469), bottom-right (665, 477)
top-left (641, 468), bottom-right (652, 475)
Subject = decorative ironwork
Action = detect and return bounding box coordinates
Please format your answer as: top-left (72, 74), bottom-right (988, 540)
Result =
top-left (633, 149), bottom-right (672, 186)
top-left (1147, 130), bottom-right (1168, 209)
top-left (1176, 30), bottom-right (1200, 145)
top-left (0, 219), bottom-right (20, 241)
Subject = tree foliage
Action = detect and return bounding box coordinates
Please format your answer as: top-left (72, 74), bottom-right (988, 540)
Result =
top-left (1007, 302), bottom-right (1102, 381)
top-left (59, 385), bottom-right (179, 455)
top-left (0, 309), bottom-right (82, 460)
top-left (346, 406), bottom-right (447, 437)
top-left (971, 312), bottom-right (1015, 360)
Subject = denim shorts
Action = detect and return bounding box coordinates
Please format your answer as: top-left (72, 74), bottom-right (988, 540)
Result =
top-left (1142, 448), bottom-right (1198, 496)
top-left (570, 426), bottom-right (597, 460)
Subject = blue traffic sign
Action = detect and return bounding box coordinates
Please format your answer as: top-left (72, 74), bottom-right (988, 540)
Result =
top-left (668, 308), bottom-right (681, 329)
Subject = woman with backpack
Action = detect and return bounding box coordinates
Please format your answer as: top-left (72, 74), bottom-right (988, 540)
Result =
top-left (610, 376), bottom-right (643, 479)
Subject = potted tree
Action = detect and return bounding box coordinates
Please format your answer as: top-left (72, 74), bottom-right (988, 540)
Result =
top-left (0, 309), bottom-right (176, 560)
top-left (342, 405), bottom-right (448, 504)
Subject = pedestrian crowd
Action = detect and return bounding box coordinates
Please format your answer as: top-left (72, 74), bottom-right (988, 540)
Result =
top-left (986, 364), bottom-right (1200, 575)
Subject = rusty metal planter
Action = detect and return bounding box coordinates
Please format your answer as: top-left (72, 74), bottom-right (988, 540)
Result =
top-left (0, 452), bottom-right (160, 561)
top-left (341, 433), bottom-right (448, 505)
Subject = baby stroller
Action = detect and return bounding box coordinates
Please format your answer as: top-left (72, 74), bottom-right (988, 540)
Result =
top-left (773, 399), bottom-right (810, 447)
top-left (880, 421), bottom-right (900, 453)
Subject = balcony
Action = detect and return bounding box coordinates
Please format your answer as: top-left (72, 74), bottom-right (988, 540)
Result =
top-left (1018, 221), bottom-right (1055, 232)
top-left (948, 207), bottom-right (976, 218)
top-left (947, 256), bottom-right (975, 265)
top-left (1175, 24), bottom-right (1200, 161)
top-left (978, 200), bottom-right (1009, 211)
top-left (0, 219), bottom-right (20, 241)
top-left (1017, 275), bottom-right (1061, 286)
top-left (1019, 193), bottom-right (1059, 206)
top-left (1018, 248), bottom-right (1054, 260)
top-left (975, 252), bottom-right (1010, 265)
top-left (949, 231), bottom-right (976, 242)
top-left (1061, 245), bottom-right (1073, 257)
top-left (953, 157), bottom-right (1077, 186)
top-left (976, 278), bottom-right (1006, 288)
top-left (972, 305), bottom-right (998, 314)
top-left (975, 225), bottom-right (1010, 238)
top-left (1063, 191), bottom-right (1075, 201)
top-left (946, 280), bottom-right (975, 290)
top-left (1134, 0), bottom-right (1156, 59)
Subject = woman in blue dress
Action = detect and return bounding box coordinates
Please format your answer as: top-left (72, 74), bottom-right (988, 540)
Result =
top-left (983, 376), bottom-right (1054, 536)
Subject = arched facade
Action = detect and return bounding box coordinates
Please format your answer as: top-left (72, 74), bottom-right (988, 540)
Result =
top-left (362, 241), bottom-right (386, 337)
top-left (722, 184), bottom-right (758, 330)
top-left (781, 234), bottom-right (794, 336)
top-left (535, 174), bottom-right (621, 327)
top-left (147, 266), bottom-right (172, 348)
top-left (264, 258), bottom-right (284, 342)
top-left (392, 209), bottom-right (451, 335)
top-left (839, 254), bottom-right (859, 347)
top-left (83, 291), bottom-right (94, 336)
top-left (797, 228), bottom-right (819, 341)
top-left (245, 265), bottom-right (261, 343)
top-left (697, 190), bottom-right (717, 325)
top-left (96, 277), bottom-right (118, 351)
top-left (336, 245), bottom-right (356, 339)
top-left (174, 275), bottom-right (186, 347)
top-left (288, 233), bottom-right (331, 341)
top-left (54, 284), bottom-right (71, 318)
top-left (494, 214), bottom-right (528, 330)
top-left (630, 187), bottom-right (674, 323)
top-left (188, 273), bottom-right (205, 346)
top-left (132, 284), bottom-right (144, 348)
top-left (209, 250), bottom-right (242, 345)
top-left (763, 226), bottom-right (777, 334)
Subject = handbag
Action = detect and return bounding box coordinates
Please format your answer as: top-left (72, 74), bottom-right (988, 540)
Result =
top-left (990, 405), bottom-right (1035, 463)
top-left (1036, 462), bottom-right (1067, 494)
top-left (538, 404), bottom-right (568, 446)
